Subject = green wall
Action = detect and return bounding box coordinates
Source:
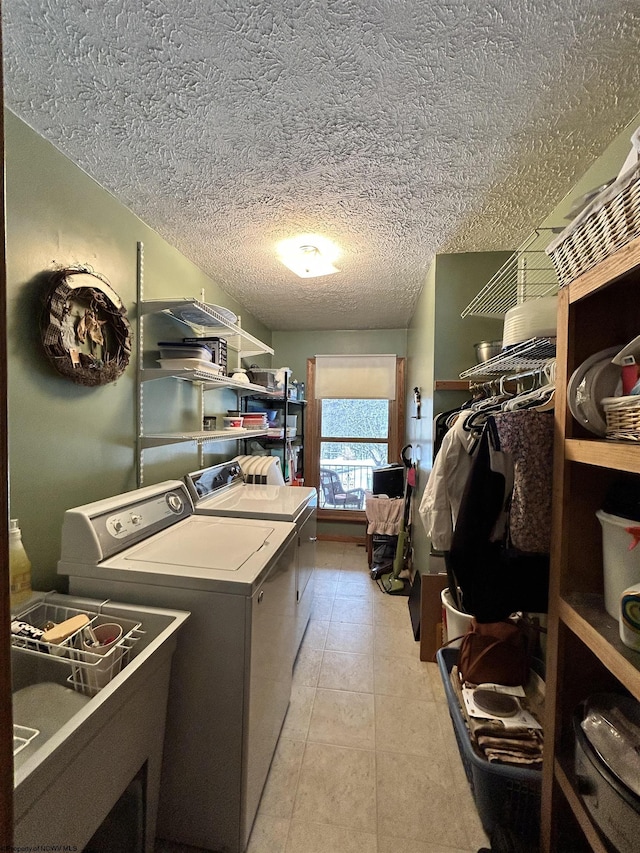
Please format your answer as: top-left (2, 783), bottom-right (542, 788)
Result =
top-left (406, 252), bottom-right (507, 568)
top-left (432, 252), bottom-right (507, 403)
top-left (5, 110), bottom-right (271, 591)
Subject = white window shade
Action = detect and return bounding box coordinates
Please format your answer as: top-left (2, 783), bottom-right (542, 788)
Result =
top-left (315, 354), bottom-right (397, 400)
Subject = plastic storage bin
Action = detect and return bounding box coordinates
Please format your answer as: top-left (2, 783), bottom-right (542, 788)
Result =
top-left (157, 341), bottom-right (213, 361)
top-left (436, 647), bottom-right (542, 843)
top-left (596, 509), bottom-right (640, 618)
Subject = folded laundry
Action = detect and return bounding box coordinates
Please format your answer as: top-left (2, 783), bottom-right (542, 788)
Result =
top-left (451, 665), bottom-right (544, 769)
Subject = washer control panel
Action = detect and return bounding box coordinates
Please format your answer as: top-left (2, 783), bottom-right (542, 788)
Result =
top-left (104, 490), bottom-right (188, 542)
top-left (60, 481), bottom-right (193, 563)
top-left (104, 493), bottom-right (180, 540)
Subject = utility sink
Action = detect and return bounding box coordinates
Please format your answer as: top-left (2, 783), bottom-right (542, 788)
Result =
top-left (11, 591), bottom-right (189, 853)
top-left (13, 682), bottom-right (91, 762)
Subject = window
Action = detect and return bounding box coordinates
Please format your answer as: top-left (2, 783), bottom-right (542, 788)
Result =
top-left (305, 357), bottom-right (405, 518)
top-left (319, 399), bottom-right (388, 509)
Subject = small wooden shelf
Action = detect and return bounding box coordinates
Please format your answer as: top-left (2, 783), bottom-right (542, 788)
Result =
top-left (558, 595), bottom-right (640, 701)
top-left (434, 380), bottom-right (469, 391)
top-left (565, 438), bottom-right (640, 473)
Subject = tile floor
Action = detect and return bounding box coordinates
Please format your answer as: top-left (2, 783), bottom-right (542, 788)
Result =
top-left (246, 540), bottom-right (489, 853)
top-left (156, 540), bottom-right (489, 853)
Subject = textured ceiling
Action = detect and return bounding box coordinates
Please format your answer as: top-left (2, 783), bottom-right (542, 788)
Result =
top-left (4, 1), bottom-right (640, 330)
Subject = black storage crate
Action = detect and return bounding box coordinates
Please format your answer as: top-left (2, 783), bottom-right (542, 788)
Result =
top-left (436, 647), bottom-right (542, 844)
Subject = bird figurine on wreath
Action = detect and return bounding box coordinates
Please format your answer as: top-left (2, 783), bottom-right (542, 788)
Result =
top-left (40, 265), bottom-right (132, 386)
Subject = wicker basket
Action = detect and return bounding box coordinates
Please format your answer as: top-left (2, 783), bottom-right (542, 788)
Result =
top-left (602, 395), bottom-right (640, 442)
top-left (546, 160), bottom-right (640, 287)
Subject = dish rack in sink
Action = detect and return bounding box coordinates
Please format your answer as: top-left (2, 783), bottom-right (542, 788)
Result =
top-left (11, 600), bottom-right (144, 696)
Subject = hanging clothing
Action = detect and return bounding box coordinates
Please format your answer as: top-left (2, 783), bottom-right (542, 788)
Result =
top-left (433, 406), bottom-right (467, 458)
top-left (445, 418), bottom-right (516, 621)
top-left (445, 417), bottom-right (550, 621)
top-left (493, 409), bottom-right (554, 554)
top-left (419, 413), bottom-right (477, 551)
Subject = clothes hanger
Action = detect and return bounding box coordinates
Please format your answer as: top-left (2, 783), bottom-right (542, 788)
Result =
top-left (501, 361), bottom-right (556, 411)
top-left (530, 389), bottom-right (555, 412)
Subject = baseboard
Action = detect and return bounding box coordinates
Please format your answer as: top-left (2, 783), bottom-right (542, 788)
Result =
top-left (317, 533), bottom-right (366, 545)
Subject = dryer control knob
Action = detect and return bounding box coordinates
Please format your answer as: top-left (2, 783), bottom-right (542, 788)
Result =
top-left (166, 492), bottom-right (184, 514)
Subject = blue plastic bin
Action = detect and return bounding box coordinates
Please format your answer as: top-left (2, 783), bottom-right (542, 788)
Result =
top-left (436, 646), bottom-right (542, 843)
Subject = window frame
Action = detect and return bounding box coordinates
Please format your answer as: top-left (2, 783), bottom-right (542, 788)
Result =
top-left (304, 356), bottom-right (405, 522)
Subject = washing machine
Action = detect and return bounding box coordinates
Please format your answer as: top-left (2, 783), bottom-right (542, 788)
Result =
top-left (184, 459), bottom-right (317, 654)
top-left (57, 479), bottom-right (297, 853)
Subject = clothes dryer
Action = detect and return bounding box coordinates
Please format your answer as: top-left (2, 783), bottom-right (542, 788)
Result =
top-left (58, 479), bottom-right (297, 853)
top-left (184, 460), bottom-right (317, 654)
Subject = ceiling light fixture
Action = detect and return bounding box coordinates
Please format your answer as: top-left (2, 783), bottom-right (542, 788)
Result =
top-left (277, 234), bottom-right (341, 278)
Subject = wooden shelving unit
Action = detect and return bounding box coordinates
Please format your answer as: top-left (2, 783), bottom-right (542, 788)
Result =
top-left (542, 234), bottom-right (640, 851)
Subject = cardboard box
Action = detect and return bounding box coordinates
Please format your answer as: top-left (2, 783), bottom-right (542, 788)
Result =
top-left (419, 573), bottom-right (449, 662)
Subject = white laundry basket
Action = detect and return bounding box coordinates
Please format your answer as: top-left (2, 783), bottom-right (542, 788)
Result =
top-left (441, 588), bottom-right (473, 646)
top-left (596, 509), bottom-right (640, 618)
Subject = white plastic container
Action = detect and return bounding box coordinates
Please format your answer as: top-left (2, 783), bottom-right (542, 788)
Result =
top-left (441, 588), bottom-right (473, 646)
top-left (596, 509), bottom-right (640, 618)
top-left (158, 343), bottom-right (212, 361)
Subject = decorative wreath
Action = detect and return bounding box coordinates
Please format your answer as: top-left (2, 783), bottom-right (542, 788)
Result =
top-left (41, 266), bottom-right (132, 386)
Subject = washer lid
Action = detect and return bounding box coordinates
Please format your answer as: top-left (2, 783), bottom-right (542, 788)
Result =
top-left (61, 515), bottom-right (297, 593)
top-left (128, 516), bottom-right (273, 571)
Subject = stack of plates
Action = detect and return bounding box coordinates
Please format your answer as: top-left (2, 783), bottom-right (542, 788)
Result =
top-left (567, 346), bottom-right (623, 435)
top-left (233, 455), bottom-right (285, 485)
top-left (502, 296), bottom-right (558, 348)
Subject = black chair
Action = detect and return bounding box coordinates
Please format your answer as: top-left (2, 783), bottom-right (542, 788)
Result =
top-left (319, 468), bottom-right (365, 509)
